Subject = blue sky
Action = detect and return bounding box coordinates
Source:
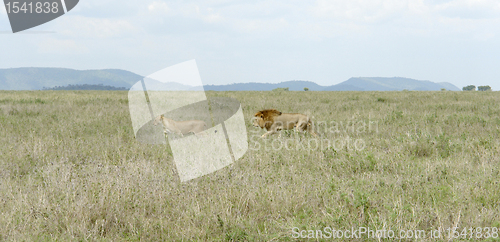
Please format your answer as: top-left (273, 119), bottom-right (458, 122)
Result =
top-left (1, 0), bottom-right (500, 89)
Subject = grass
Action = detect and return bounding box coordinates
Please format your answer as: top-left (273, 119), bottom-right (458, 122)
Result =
top-left (0, 90), bottom-right (499, 241)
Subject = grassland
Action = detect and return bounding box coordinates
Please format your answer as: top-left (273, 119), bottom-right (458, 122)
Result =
top-left (0, 90), bottom-right (499, 241)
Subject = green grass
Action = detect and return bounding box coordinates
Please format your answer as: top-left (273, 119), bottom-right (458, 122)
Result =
top-left (0, 90), bottom-right (499, 241)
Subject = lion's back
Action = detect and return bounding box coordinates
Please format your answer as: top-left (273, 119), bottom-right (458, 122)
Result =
top-left (274, 113), bottom-right (309, 123)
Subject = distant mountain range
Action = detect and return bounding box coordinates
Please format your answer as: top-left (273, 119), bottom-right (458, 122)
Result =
top-left (203, 78), bottom-right (461, 91)
top-left (322, 77), bottom-right (461, 91)
top-left (202, 81), bottom-right (324, 91)
top-left (0, 67), bottom-right (461, 91)
top-left (0, 67), bottom-right (141, 90)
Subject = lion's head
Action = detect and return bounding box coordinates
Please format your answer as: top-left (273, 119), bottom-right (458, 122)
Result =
top-left (153, 114), bottom-right (164, 126)
top-left (252, 109), bottom-right (282, 130)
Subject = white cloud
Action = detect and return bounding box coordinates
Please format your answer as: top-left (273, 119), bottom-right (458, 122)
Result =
top-left (195, 2), bottom-right (298, 33)
top-left (227, 17), bottom-right (289, 34)
top-left (424, 0), bottom-right (500, 41)
top-left (69, 0), bottom-right (143, 18)
top-left (37, 38), bottom-right (88, 54)
top-left (204, 13), bottom-right (223, 23)
top-left (432, 0), bottom-right (500, 20)
top-left (303, 0), bottom-right (500, 41)
top-left (148, 1), bottom-right (169, 14)
top-left (202, 7), bottom-right (223, 23)
top-left (309, 0), bottom-right (498, 24)
top-left (56, 16), bottom-right (138, 38)
top-left (311, 0), bottom-right (409, 24)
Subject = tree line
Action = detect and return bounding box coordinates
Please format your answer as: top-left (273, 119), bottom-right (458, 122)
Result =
top-left (462, 85), bottom-right (492, 91)
top-left (43, 84), bottom-right (128, 91)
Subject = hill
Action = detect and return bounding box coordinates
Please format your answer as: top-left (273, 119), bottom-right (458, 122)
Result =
top-left (0, 68), bottom-right (142, 90)
top-left (203, 78), bottom-right (460, 91)
top-left (202, 81), bottom-right (324, 91)
top-left (0, 68), bottom-right (461, 91)
top-left (323, 77), bottom-right (461, 91)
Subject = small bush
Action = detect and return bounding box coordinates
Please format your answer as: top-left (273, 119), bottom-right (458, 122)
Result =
top-left (462, 85), bottom-right (476, 91)
top-left (273, 87), bottom-right (289, 91)
top-left (478, 85), bottom-right (492, 91)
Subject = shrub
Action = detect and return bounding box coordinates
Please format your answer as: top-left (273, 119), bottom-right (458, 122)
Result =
top-left (462, 85), bottom-right (476, 91)
top-left (478, 85), bottom-right (492, 91)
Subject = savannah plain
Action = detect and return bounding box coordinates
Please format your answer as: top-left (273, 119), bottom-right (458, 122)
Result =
top-left (0, 90), bottom-right (499, 241)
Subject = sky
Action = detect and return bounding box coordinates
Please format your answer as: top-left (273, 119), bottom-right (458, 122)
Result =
top-left (1, 0), bottom-right (500, 90)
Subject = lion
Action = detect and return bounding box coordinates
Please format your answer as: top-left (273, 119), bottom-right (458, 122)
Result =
top-left (153, 115), bottom-right (207, 137)
top-left (251, 109), bottom-right (318, 138)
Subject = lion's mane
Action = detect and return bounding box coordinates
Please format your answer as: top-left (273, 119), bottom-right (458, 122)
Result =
top-left (254, 109), bottom-right (282, 130)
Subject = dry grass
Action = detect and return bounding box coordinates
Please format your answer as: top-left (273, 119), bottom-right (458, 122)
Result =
top-left (0, 90), bottom-right (499, 241)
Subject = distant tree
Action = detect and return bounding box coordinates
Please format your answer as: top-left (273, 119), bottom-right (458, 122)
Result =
top-left (462, 85), bottom-right (476, 91)
top-left (304, 87), bottom-right (309, 91)
top-left (478, 85), bottom-right (492, 91)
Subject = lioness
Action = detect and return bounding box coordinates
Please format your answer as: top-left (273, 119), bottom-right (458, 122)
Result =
top-left (252, 109), bottom-right (318, 138)
top-left (153, 115), bottom-right (206, 137)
